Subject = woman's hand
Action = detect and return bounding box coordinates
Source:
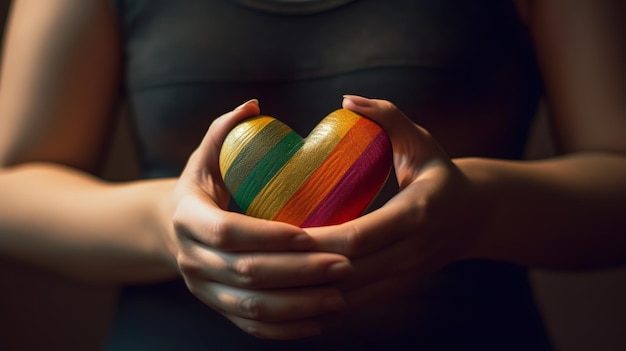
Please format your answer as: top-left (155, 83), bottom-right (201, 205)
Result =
top-left (307, 95), bottom-right (484, 312)
top-left (160, 100), bottom-right (353, 339)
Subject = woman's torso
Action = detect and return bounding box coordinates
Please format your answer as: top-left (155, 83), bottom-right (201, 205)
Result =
top-left (106, 0), bottom-right (550, 349)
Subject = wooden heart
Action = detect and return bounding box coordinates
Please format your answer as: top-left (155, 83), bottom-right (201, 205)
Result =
top-left (219, 109), bottom-right (392, 227)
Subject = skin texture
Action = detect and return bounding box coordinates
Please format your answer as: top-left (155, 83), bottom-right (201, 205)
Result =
top-left (1, 0), bottom-right (625, 341)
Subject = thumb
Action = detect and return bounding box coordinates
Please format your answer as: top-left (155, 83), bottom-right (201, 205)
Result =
top-left (342, 95), bottom-right (448, 189)
top-left (181, 99), bottom-right (260, 204)
top-left (185, 99), bottom-right (260, 173)
top-left (199, 99), bottom-right (260, 165)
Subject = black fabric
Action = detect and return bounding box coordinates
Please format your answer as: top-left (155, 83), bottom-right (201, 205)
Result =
top-left (105, 0), bottom-right (550, 349)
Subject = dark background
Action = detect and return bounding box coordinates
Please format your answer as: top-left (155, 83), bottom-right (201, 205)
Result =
top-left (0, 1), bottom-right (624, 350)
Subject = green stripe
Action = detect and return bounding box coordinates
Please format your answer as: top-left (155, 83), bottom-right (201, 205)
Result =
top-left (224, 120), bottom-right (292, 195)
top-left (235, 132), bottom-right (304, 212)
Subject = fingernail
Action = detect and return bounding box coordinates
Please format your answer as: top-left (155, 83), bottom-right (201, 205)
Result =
top-left (322, 295), bottom-right (347, 311)
top-left (235, 99), bottom-right (259, 110)
top-left (327, 261), bottom-right (352, 280)
top-left (290, 233), bottom-right (314, 250)
top-left (342, 94), bottom-right (371, 107)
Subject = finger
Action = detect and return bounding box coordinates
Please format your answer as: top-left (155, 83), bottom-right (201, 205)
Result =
top-left (316, 271), bottom-right (416, 329)
top-left (174, 193), bottom-right (316, 252)
top-left (334, 226), bottom-right (437, 292)
top-left (223, 313), bottom-right (323, 340)
top-left (179, 246), bottom-right (352, 289)
top-left (342, 95), bottom-right (449, 188)
top-left (341, 95), bottom-right (429, 149)
top-left (191, 99), bottom-right (261, 173)
top-left (307, 197), bottom-right (417, 258)
top-left (180, 99), bottom-right (261, 205)
top-left (335, 242), bottom-right (415, 292)
top-left (188, 281), bottom-right (346, 323)
top-left (341, 270), bottom-right (415, 313)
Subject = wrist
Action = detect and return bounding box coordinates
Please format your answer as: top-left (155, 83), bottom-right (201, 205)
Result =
top-left (452, 157), bottom-right (499, 262)
top-left (146, 178), bottom-right (181, 278)
top-left (129, 179), bottom-right (179, 280)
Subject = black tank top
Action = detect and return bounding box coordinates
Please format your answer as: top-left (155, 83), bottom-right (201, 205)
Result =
top-left (106, 1), bottom-right (551, 350)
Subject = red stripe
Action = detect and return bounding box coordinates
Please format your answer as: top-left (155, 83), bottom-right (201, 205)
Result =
top-left (300, 131), bottom-right (392, 227)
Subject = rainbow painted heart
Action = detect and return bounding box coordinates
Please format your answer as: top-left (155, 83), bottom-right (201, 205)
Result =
top-left (219, 109), bottom-right (392, 227)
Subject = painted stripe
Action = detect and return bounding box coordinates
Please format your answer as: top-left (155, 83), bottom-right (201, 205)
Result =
top-left (235, 132), bottom-right (303, 212)
top-left (223, 119), bottom-right (293, 195)
top-left (246, 109), bottom-right (361, 220)
top-left (272, 117), bottom-right (382, 226)
top-left (219, 116), bottom-right (275, 175)
top-left (301, 131), bottom-right (392, 227)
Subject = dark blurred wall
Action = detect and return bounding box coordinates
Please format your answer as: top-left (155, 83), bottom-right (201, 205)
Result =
top-left (0, 1), bottom-right (624, 350)
top-left (0, 0), bottom-right (9, 30)
top-left (0, 0), bottom-right (10, 52)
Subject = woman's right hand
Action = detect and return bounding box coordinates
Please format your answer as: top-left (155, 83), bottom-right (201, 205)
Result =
top-left (159, 100), bottom-right (353, 340)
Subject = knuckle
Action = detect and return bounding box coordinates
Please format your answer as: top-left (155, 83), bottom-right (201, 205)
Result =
top-left (171, 190), bottom-right (248, 253)
top-left (343, 223), bottom-right (362, 257)
top-left (172, 208), bottom-right (189, 236)
top-left (238, 295), bottom-right (263, 320)
top-left (230, 256), bottom-right (257, 287)
top-left (176, 253), bottom-right (200, 276)
top-left (172, 195), bottom-right (234, 249)
top-left (206, 224), bottom-right (227, 249)
top-left (205, 215), bottom-right (234, 249)
top-left (171, 195), bottom-right (196, 236)
top-left (379, 99), bottom-right (398, 113)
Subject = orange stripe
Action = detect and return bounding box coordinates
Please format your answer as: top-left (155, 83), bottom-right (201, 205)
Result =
top-left (272, 117), bottom-right (382, 225)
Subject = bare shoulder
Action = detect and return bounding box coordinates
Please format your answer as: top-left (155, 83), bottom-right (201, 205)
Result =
top-left (521, 0), bottom-right (626, 154)
top-left (0, 0), bottom-right (121, 172)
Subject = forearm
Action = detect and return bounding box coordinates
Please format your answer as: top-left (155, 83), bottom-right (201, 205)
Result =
top-left (0, 162), bottom-right (179, 283)
top-left (457, 152), bottom-right (626, 269)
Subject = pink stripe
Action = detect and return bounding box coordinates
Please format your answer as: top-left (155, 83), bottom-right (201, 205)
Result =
top-left (300, 131), bottom-right (392, 227)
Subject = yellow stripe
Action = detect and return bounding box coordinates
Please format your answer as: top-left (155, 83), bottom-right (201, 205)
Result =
top-left (246, 109), bottom-right (362, 220)
top-left (219, 116), bottom-right (275, 176)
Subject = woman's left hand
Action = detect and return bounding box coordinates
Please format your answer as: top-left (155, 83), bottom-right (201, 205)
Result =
top-left (307, 95), bottom-right (484, 311)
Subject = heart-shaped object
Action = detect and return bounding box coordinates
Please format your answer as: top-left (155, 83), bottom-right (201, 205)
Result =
top-left (219, 108), bottom-right (392, 227)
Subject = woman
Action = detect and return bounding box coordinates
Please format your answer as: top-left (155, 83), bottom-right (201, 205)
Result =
top-left (1, 0), bottom-right (624, 349)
